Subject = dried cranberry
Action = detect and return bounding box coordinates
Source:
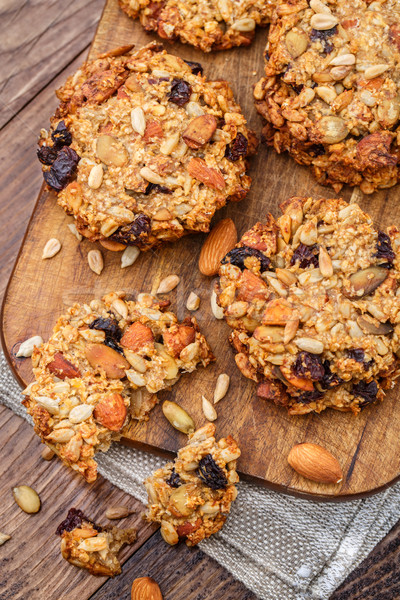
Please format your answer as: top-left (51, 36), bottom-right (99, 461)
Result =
top-left (43, 146), bottom-right (80, 191)
top-left (297, 390), bottom-right (324, 404)
top-left (168, 78), bottom-right (192, 106)
top-left (221, 246), bottom-right (271, 272)
top-left (225, 133), bottom-right (248, 162)
top-left (308, 144), bottom-right (326, 157)
top-left (293, 352), bottom-right (324, 381)
top-left (56, 508), bottom-right (101, 536)
top-left (51, 121), bottom-right (72, 147)
top-left (144, 182), bottom-right (172, 195)
top-left (37, 145), bottom-right (58, 165)
top-left (109, 213), bottom-right (151, 246)
top-left (375, 231), bottom-right (395, 263)
top-left (184, 60), bottom-right (203, 75)
top-left (320, 361), bottom-right (343, 389)
top-left (352, 379), bottom-right (378, 406)
top-left (290, 243), bottom-right (319, 269)
top-left (166, 469), bottom-right (181, 488)
top-left (197, 454), bottom-right (228, 490)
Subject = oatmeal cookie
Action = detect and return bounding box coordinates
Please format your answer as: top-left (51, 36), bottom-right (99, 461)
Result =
top-left (119, 0), bottom-right (275, 52)
top-left (254, 0), bottom-right (400, 193)
top-left (22, 291), bottom-right (214, 482)
top-left (217, 196), bottom-right (400, 415)
top-left (144, 423), bottom-right (240, 546)
top-left (57, 508), bottom-right (136, 576)
top-left (37, 43), bottom-right (253, 250)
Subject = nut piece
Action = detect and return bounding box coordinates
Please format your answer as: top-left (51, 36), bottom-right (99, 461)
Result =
top-left (187, 157), bottom-right (226, 190)
top-left (88, 249), bottom-right (104, 275)
top-left (202, 395), bottom-right (217, 421)
top-left (93, 392), bottom-right (127, 431)
top-left (214, 373), bottom-right (230, 404)
top-left (16, 335), bottom-right (43, 358)
top-left (41, 446), bottom-right (55, 461)
top-left (162, 400), bottom-right (195, 434)
top-left (287, 443), bottom-right (343, 484)
top-left (156, 275), bottom-right (180, 294)
top-left (310, 13), bottom-right (338, 30)
top-left (186, 292), bottom-right (200, 311)
top-left (199, 218), bottom-right (237, 276)
top-left (96, 135), bottom-right (128, 166)
top-left (344, 266), bottom-right (388, 299)
top-left (121, 246), bottom-right (140, 268)
top-left (285, 30), bottom-right (308, 58)
top-left (85, 343), bottom-right (130, 378)
top-left (183, 115), bottom-right (217, 149)
top-left (100, 239), bottom-right (127, 251)
top-left (131, 577), bottom-right (163, 600)
top-left (0, 532), bottom-right (11, 546)
top-left (12, 485), bottom-right (41, 513)
top-left (211, 289), bottom-right (224, 319)
top-left (121, 322), bottom-right (154, 352)
top-left (42, 238), bottom-right (61, 259)
top-left (47, 352), bottom-right (81, 379)
top-left (106, 506), bottom-right (134, 520)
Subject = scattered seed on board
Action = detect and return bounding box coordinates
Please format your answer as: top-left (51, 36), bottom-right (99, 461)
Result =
top-left (157, 275), bottom-right (180, 294)
top-left (186, 291), bottom-right (200, 311)
top-left (42, 238), bottom-right (61, 259)
top-left (211, 289), bottom-right (224, 319)
top-left (162, 400), bottom-right (195, 434)
top-left (214, 374), bottom-right (230, 404)
top-left (41, 446), bottom-right (55, 461)
top-left (121, 246), bottom-right (140, 268)
top-left (67, 222), bottom-right (83, 241)
top-left (0, 532), bottom-right (11, 546)
top-left (105, 506), bottom-right (134, 519)
top-left (12, 485), bottom-right (41, 513)
top-left (88, 249), bottom-right (104, 275)
top-left (202, 395), bottom-right (217, 421)
top-left (16, 335), bottom-right (43, 358)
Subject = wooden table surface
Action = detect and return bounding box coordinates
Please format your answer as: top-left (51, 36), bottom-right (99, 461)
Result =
top-left (1, 1), bottom-right (400, 599)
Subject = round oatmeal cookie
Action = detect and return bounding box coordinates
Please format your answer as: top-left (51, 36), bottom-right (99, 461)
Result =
top-left (37, 43), bottom-right (253, 251)
top-left (217, 196), bottom-right (400, 415)
top-left (22, 291), bottom-right (214, 482)
top-left (119, 0), bottom-right (275, 52)
top-left (254, 0), bottom-right (400, 194)
top-left (144, 423), bottom-right (240, 546)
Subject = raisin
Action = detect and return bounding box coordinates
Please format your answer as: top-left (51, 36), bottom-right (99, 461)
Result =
top-left (109, 213), bottom-right (151, 246)
top-left (297, 390), bottom-right (324, 404)
top-left (144, 182), bottom-right (172, 195)
top-left (320, 361), bottom-right (343, 390)
top-left (291, 83), bottom-right (304, 95)
top-left (197, 454), bottom-right (228, 490)
top-left (166, 469), bottom-right (181, 488)
top-left (221, 246), bottom-right (271, 272)
top-left (56, 508), bottom-right (102, 536)
top-left (308, 144), bottom-right (326, 157)
top-left (310, 26), bottom-right (337, 45)
top-left (347, 349), bottom-right (374, 371)
top-left (184, 60), bottom-right (203, 75)
top-left (89, 316), bottom-right (122, 341)
top-left (290, 243), bottom-right (319, 269)
top-left (51, 121), bottom-right (72, 147)
top-left (352, 379), bottom-right (378, 406)
top-left (37, 145), bottom-right (58, 165)
top-left (375, 231), bottom-right (395, 263)
top-left (225, 132), bottom-right (248, 162)
top-left (43, 146), bottom-right (80, 191)
top-left (168, 78), bottom-right (192, 106)
top-left (293, 352), bottom-right (324, 381)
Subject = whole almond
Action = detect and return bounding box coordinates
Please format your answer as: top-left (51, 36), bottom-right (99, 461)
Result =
top-left (288, 443), bottom-right (343, 484)
top-left (131, 577), bottom-right (163, 600)
top-left (199, 218), bottom-right (237, 276)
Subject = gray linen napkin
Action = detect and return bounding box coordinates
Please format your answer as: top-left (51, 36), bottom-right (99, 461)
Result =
top-left (1, 351), bottom-right (399, 600)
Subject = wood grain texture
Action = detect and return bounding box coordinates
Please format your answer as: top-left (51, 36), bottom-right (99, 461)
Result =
top-left (3, 0), bottom-right (400, 501)
top-left (0, 406), bottom-right (157, 600)
top-left (90, 529), bottom-right (258, 600)
top-left (0, 0), bottom-right (104, 129)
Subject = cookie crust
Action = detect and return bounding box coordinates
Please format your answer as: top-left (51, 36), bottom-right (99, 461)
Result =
top-left (119, 0), bottom-right (275, 52)
top-left (22, 292), bottom-right (214, 482)
top-left (38, 43), bottom-right (252, 250)
top-left (217, 196), bottom-right (400, 415)
top-left (254, 0), bottom-right (400, 193)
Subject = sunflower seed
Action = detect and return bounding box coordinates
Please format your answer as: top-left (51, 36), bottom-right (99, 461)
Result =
top-left (364, 64), bottom-right (389, 79)
top-left (88, 164), bottom-right (104, 189)
top-left (36, 396), bottom-right (60, 415)
top-left (156, 275), bottom-right (180, 294)
top-left (69, 404), bottom-right (94, 423)
top-left (0, 532), bottom-right (11, 546)
top-left (202, 395), bottom-right (217, 421)
top-left (130, 107), bottom-right (146, 135)
top-left (294, 337), bottom-right (324, 353)
top-left (214, 374), bottom-right (230, 404)
top-left (41, 446), bottom-right (55, 461)
top-left (16, 335), bottom-right (43, 358)
top-left (162, 401), bottom-right (195, 434)
top-left (329, 53), bottom-right (356, 66)
top-left (310, 13), bottom-right (338, 29)
top-left (88, 249), bottom-right (104, 275)
top-left (42, 238), bottom-right (61, 259)
top-left (121, 245), bottom-right (140, 268)
top-left (318, 246), bottom-right (333, 277)
top-left (310, 0), bottom-right (331, 13)
top-left (186, 291), bottom-right (200, 311)
top-left (105, 506), bottom-right (134, 519)
top-left (231, 17), bottom-right (256, 31)
top-left (112, 298), bottom-right (128, 320)
top-left (67, 222), bottom-right (83, 241)
top-left (12, 485), bottom-right (41, 513)
top-left (140, 166), bottom-right (164, 185)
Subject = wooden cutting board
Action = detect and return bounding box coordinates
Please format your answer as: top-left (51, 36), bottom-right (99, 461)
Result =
top-left (2, 0), bottom-right (400, 501)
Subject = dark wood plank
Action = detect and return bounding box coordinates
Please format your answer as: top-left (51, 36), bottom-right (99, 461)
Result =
top-left (0, 0), bottom-right (104, 129)
top-left (0, 406), bottom-right (157, 600)
top-left (89, 529), bottom-right (258, 600)
top-left (3, 0), bottom-right (400, 501)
